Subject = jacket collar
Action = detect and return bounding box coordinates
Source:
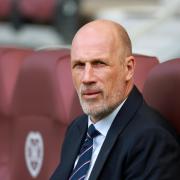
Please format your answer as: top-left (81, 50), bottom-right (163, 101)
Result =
top-left (62, 114), bottom-right (88, 179)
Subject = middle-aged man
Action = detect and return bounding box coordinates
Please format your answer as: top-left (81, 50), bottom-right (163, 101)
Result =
top-left (50, 19), bottom-right (180, 180)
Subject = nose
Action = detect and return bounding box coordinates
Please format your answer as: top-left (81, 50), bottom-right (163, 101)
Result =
top-left (82, 63), bottom-right (95, 84)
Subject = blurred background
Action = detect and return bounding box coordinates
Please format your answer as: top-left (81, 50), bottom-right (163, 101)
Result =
top-left (0, 1), bottom-right (180, 179)
top-left (0, 0), bottom-right (180, 62)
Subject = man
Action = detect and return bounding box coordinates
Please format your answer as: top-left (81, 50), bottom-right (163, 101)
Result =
top-left (51, 19), bottom-right (180, 179)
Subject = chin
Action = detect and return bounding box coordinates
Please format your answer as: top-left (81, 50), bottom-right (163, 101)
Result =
top-left (82, 103), bottom-right (110, 118)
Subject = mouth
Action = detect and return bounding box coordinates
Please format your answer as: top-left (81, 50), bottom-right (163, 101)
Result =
top-left (82, 90), bottom-right (101, 99)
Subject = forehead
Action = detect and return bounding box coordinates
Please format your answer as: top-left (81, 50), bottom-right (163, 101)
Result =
top-left (71, 32), bottom-right (115, 61)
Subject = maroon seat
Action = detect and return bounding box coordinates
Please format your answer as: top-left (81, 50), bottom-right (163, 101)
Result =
top-left (143, 58), bottom-right (180, 135)
top-left (10, 49), bottom-right (82, 179)
top-left (18, 0), bottom-right (56, 22)
top-left (0, 48), bottom-right (32, 180)
top-left (0, 48), bottom-right (32, 116)
top-left (0, 0), bottom-right (12, 19)
top-left (133, 54), bottom-right (159, 92)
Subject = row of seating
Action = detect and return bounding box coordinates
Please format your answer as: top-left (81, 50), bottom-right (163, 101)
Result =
top-left (0, 47), bottom-right (179, 179)
top-left (0, 0), bottom-right (81, 43)
top-left (0, 47), bottom-right (82, 180)
top-left (0, 0), bottom-right (59, 22)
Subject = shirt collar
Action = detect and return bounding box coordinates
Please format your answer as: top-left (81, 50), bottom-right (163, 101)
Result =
top-left (88, 99), bottom-right (126, 137)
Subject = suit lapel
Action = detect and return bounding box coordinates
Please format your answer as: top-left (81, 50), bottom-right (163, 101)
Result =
top-left (63, 115), bottom-right (88, 179)
top-left (89, 86), bottom-right (143, 180)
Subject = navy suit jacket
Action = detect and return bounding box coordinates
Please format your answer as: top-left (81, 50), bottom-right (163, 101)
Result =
top-left (50, 86), bottom-right (180, 180)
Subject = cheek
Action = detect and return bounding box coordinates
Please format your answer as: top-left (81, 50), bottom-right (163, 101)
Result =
top-left (105, 73), bottom-right (125, 95)
top-left (72, 72), bottom-right (81, 90)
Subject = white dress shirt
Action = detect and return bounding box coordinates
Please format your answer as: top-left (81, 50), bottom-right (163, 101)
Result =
top-left (74, 100), bottom-right (126, 180)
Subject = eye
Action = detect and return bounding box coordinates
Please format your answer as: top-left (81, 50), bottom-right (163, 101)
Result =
top-left (92, 60), bottom-right (107, 67)
top-left (72, 62), bottom-right (85, 69)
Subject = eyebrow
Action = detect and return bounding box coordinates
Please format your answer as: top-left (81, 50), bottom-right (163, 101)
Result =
top-left (72, 57), bottom-right (107, 63)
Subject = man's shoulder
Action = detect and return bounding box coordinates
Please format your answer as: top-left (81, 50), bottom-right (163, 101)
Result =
top-left (127, 99), bottom-right (179, 144)
top-left (139, 101), bottom-right (176, 132)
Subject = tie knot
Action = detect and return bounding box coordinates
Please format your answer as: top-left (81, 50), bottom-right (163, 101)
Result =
top-left (87, 124), bottom-right (100, 139)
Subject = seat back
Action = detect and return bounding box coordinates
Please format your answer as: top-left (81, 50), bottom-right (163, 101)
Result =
top-left (11, 49), bottom-right (82, 179)
top-left (143, 58), bottom-right (180, 135)
top-left (0, 48), bottom-right (32, 180)
top-left (18, 0), bottom-right (56, 22)
top-left (133, 54), bottom-right (159, 92)
top-left (0, 0), bottom-right (12, 19)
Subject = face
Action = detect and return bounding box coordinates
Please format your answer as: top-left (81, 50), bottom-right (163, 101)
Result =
top-left (71, 27), bottom-right (133, 122)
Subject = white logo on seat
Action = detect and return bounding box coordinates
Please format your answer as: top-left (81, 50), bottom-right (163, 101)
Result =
top-left (25, 131), bottom-right (44, 178)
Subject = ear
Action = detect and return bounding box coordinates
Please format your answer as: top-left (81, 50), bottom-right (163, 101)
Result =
top-left (125, 55), bottom-right (136, 81)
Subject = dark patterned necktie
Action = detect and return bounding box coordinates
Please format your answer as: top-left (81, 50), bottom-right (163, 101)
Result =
top-left (69, 124), bottom-right (100, 180)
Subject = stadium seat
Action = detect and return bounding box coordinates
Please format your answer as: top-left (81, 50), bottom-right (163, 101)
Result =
top-left (133, 54), bottom-right (159, 92)
top-left (18, 0), bottom-right (56, 22)
top-left (0, 0), bottom-right (12, 19)
top-left (0, 48), bottom-right (32, 180)
top-left (143, 58), bottom-right (180, 137)
top-left (10, 49), bottom-right (82, 179)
